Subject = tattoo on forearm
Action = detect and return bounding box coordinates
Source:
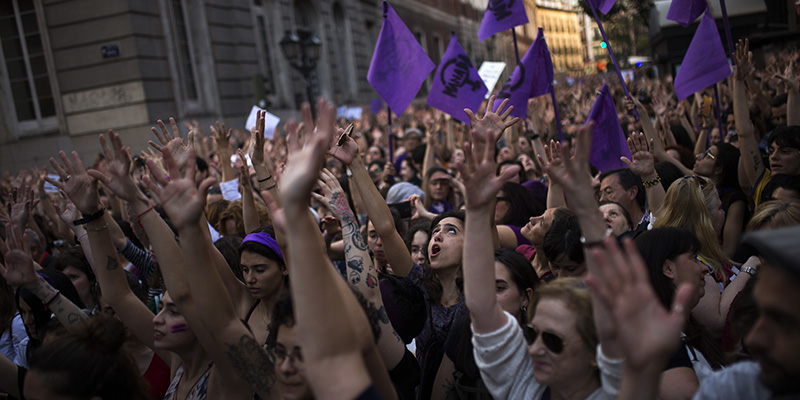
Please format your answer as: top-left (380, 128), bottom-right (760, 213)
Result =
top-left (329, 193), bottom-right (354, 222)
top-left (392, 330), bottom-right (403, 343)
top-left (366, 273), bottom-right (378, 289)
top-left (351, 229), bottom-right (368, 251)
top-left (106, 255), bottom-right (119, 270)
top-left (224, 335), bottom-right (276, 396)
top-left (751, 151), bottom-right (761, 173)
top-left (377, 306), bottom-right (390, 324)
top-left (67, 313), bottom-right (83, 325)
top-left (347, 258), bottom-right (364, 273)
top-left (349, 271), bottom-right (361, 285)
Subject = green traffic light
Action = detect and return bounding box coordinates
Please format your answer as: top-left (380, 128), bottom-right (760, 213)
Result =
top-left (600, 41), bottom-right (607, 49)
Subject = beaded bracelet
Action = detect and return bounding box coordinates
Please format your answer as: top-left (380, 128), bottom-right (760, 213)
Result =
top-left (642, 174), bottom-right (662, 189)
top-left (72, 208), bottom-right (105, 226)
top-left (257, 175), bottom-right (273, 183)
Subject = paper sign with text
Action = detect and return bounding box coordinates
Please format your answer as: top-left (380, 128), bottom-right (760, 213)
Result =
top-left (477, 62), bottom-right (506, 99)
top-left (245, 106), bottom-right (280, 140)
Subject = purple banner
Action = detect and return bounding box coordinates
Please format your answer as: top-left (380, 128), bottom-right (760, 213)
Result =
top-left (367, 2), bottom-right (435, 114)
top-left (493, 28), bottom-right (551, 120)
top-left (427, 35), bottom-right (487, 124)
top-left (587, 84), bottom-right (631, 172)
top-left (666, 0), bottom-right (707, 27)
top-left (674, 8), bottom-right (732, 101)
top-left (478, 0), bottom-right (529, 42)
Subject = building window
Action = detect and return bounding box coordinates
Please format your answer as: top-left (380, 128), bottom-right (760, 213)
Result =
top-left (166, 0), bottom-right (199, 102)
top-left (333, 2), bottom-right (354, 101)
top-left (0, 0), bottom-right (58, 135)
top-left (252, 0), bottom-right (279, 107)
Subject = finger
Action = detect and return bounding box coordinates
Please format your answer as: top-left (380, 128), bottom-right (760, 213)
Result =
top-left (58, 151), bottom-right (74, 175)
top-left (169, 117), bottom-right (181, 140)
top-left (158, 119), bottom-right (172, 141)
top-left (148, 140), bottom-right (163, 152)
top-left (497, 165), bottom-right (521, 184)
top-left (620, 157), bottom-right (633, 169)
top-left (671, 283), bottom-right (695, 319)
top-left (151, 123), bottom-right (167, 145)
top-left (485, 95), bottom-right (496, 118)
top-left (197, 177), bottom-right (217, 201)
top-left (141, 175), bottom-right (163, 204)
top-left (99, 132), bottom-right (114, 162)
top-left (310, 191), bottom-right (325, 203)
top-left (145, 159), bottom-right (169, 187)
top-left (484, 129), bottom-right (497, 163)
top-left (463, 108), bottom-right (477, 125)
top-left (504, 116), bottom-right (520, 129)
top-left (463, 140), bottom-right (477, 175)
top-left (86, 170), bottom-right (112, 185)
top-left (497, 98), bottom-right (512, 118)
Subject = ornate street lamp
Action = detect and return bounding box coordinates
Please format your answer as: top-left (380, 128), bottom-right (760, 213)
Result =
top-left (280, 28), bottom-right (321, 117)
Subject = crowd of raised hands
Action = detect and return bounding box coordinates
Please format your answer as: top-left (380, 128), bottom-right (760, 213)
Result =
top-left (0, 38), bottom-right (799, 400)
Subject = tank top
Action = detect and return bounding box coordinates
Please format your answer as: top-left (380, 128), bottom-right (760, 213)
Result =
top-left (162, 363), bottom-right (213, 400)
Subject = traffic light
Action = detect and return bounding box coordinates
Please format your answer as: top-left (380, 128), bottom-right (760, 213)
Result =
top-left (600, 41), bottom-right (607, 49)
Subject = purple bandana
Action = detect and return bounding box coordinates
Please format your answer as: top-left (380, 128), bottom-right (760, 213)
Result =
top-left (241, 232), bottom-right (284, 263)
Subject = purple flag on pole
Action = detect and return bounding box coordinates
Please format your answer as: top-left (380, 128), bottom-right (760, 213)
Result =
top-left (494, 28), bottom-right (551, 119)
top-left (371, 98), bottom-right (384, 114)
top-left (666, 0), bottom-right (707, 27)
top-left (587, 84), bottom-right (631, 172)
top-left (427, 35), bottom-right (487, 124)
top-left (368, 2), bottom-right (435, 114)
top-left (478, 0), bottom-right (529, 42)
top-left (673, 8), bottom-right (731, 102)
top-left (589, 0), bottom-right (617, 15)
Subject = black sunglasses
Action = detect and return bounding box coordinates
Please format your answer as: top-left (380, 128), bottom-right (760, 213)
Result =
top-left (524, 324), bottom-right (565, 354)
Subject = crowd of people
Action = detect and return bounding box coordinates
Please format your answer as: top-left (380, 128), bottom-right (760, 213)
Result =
top-left (0, 36), bottom-right (799, 400)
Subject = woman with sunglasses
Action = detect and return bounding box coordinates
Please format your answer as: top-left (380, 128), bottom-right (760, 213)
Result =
top-left (653, 176), bottom-right (756, 339)
top-left (692, 143), bottom-right (748, 258)
top-left (459, 126), bottom-right (622, 400)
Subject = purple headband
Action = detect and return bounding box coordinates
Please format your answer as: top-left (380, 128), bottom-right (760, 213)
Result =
top-left (241, 232), bottom-right (284, 264)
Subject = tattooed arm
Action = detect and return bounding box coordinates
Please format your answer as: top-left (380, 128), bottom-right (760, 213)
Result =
top-left (313, 169), bottom-right (406, 369)
top-left (0, 223), bottom-right (87, 329)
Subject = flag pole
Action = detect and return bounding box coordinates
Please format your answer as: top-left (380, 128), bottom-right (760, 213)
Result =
top-left (542, 34), bottom-right (563, 140)
top-left (511, 29), bottom-right (521, 64)
top-left (388, 107), bottom-right (394, 163)
top-left (718, 0), bottom-right (735, 65)
top-left (587, 2), bottom-right (639, 121)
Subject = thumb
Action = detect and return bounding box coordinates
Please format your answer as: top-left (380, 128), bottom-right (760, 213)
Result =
top-left (671, 283), bottom-right (695, 323)
top-left (620, 157), bottom-right (633, 168)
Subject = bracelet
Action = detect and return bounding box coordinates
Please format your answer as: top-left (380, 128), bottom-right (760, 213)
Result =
top-left (43, 290), bottom-right (61, 307)
top-left (136, 203), bottom-right (156, 230)
top-left (741, 265), bottom-right (757, 276)
top-left (642, 174), bottom-right (662, 189)
top-left (73, 208), bottom-right (105, 226)
top-left (263, 182), bottom-right (277, 190)
top-left (86, 223), bottom-right (109, 232)
top-left (580, 228), bottom-right (613, 248)
top-left (257, 175), bottom-right (273, 183)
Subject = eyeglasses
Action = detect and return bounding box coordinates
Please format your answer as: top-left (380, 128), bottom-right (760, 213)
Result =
top-left (687, 175), bottom-right (708, 189)
top-left (524, 324), bottom-right (566, 354)
top-left (702, 149), bottom-right (716, 160)
top-left (268, 345), bottom-right (304, 369)
top-left (496, 196), bottom-right (509, 202)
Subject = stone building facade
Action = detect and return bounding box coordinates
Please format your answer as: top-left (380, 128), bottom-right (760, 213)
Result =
top-left (1, 0), bottom-right (525, 172)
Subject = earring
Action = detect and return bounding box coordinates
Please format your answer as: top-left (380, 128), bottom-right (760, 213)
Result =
top-left (521, 305), bottom-right (527, 312)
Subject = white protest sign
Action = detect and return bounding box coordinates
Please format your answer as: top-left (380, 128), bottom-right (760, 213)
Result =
top-left (477, 61), bottom-right (506, 99)
top-left (44, 175), bottom-right (60, 193)
top-left (245, 105), bottom-right (281, 140)
top-left (345, 107), bottom-right (362, 120)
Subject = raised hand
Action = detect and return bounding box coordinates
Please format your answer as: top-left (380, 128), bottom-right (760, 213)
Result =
top-left (251, 110), bottom-right (267, 165)
top-left (0, 222), bottom-right (39, 288)
top-left (8, 186), bottom-right (39, 230)
top-left (458, 128), bottom-right (519, 210)
top-left (620, 132), bottom-right (656, 178)
top-left (774, 60), bottom-right (799, 93)
top-left (211, 121), bottom-right (233, 153)
top-left (143, 147), bottom-right (216, 231)
top-left (280, 100), bottom-right (337, 206)
top-left (53, 192), bottom-right (81, 228)
top-left (537, 139), bottom-right (569, 180)
top-left (312, 168), bottom-right (355, 224)
top-left (464, 95), bottom-right (520, 142)
top-left (585, 238), bottom-right (692, 369)
top-left (45, 150), bottom-right (100, 215)
top-left (733, 39), bottom-right (753, 81)
top-left (87, 130), bottom-right (148, 204)
top-left (327, 127), bottom-right (359, 166)
top-left (542, 122), bottom-right (595, 193)
top-left (150, 118), bottom-right (192, 170)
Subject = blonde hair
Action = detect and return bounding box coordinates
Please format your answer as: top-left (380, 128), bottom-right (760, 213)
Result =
top-left (654, 176), bottom-right (727, 272)
top-left (529, 278), bottom-right (597, 354)
top-left (747, 200), bottom-right (800, 231)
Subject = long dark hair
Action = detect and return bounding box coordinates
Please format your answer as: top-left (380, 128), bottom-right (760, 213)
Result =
top-left (423, 210), bottom-right (465, 304)
top-left (494, 248), bottom-right (538, 325)
top-left (635, 228), bottom-right (727, 369)
top-left (29, 315), bottom-right (150, 400)
top-left (497, 182), bottom-right (545, 227)
top-left (713, 143), bottom-right (741, 190)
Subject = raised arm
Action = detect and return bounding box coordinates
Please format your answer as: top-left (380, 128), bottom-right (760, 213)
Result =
top-left (538, 139), bottom-right (567, 209)
top-left (1, 223), bottom-right (87, 329)
top-left (148, 146), bottom-right (267, 399)
top-left (280, 100), bottom-right (396, 400)
top-left (620, 133), bottom-right (665, 218)
top-left (330, 130), bottom-right (414, 278)
top-left (775, 61), bottom-right (799, 127)
top-left (461, 128), bottom-right (521, 333)
top-left (464, 95), bottom-right (520, 144)
top-left (312, 168), bottom-right (406, 369)
top-left (627, 98), bottom-right (693, 177)
top-left (733, 39), bottom-right (764, 190)
top-left (237, 149), bottom-right (259, 234)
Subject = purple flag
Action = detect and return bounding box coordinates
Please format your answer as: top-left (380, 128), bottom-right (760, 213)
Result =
top-left (674, 8), bottom-right (731, 102)
top-left (426, 35), bottom-right (487, 124)
top-left (589, 0), bottom-right (617, 15)
top-left (666, 0), bottom-right (707, 27)
top-left (587, 84), bottom-right (631, 172)
top-left (494, 28), bottom-right (552, 119)
top-left (368, 2), bottom-right (435, 114)
top-left (478, 0), bottom-right (529, 42)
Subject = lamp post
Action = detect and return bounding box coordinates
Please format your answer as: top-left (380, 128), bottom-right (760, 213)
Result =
top-left (280, 28), bottom-right (322, 118)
